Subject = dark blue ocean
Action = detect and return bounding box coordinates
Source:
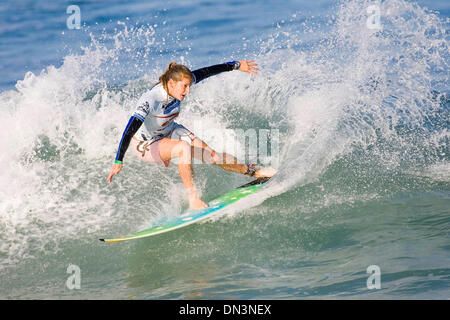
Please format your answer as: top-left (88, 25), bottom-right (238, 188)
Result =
top-left (0, 0), bottom-right (449, 299)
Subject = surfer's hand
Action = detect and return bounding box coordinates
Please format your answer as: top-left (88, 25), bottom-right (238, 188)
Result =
top-left (238, 60), bottom-right (259, 75)
top-left (107, 164), bottom-right (123, 183)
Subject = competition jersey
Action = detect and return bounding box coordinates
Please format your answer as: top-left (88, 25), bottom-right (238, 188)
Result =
top-left (114, 61), bottom-right (239, 163)
top-left (133, 83), bottom-right (182, 141)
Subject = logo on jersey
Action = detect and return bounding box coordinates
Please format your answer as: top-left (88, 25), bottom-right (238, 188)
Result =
top-left (136, 140), bottom-right (152, 158)
top-left (137, 101), bottom-right (150, 116)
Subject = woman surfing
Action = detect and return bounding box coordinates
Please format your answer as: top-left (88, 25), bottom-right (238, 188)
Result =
top-left (107, 60), bottom-right (276, 209)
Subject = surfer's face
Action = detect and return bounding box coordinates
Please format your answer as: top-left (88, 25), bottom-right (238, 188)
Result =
top-left (168, 77), bottom-right (191, 101)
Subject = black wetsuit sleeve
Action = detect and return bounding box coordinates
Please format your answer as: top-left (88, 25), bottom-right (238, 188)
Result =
top-left (114, 115), bottom-right (143, 163)
top-left (191, 62), bottom-right (237, 84)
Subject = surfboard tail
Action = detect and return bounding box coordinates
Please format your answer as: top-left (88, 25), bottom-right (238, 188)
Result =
top-left (237, 177), bottom-right (271, 188)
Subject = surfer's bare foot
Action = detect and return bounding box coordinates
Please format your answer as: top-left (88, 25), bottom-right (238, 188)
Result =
top-left (254, 167), bottom-right (277, 178)
top-left (189, 195), bottom-right (208, 210)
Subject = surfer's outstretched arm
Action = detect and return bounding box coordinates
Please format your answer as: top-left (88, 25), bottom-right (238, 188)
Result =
top-left (191, 60), bottom-right (259, 84)
top-left (190, 61), bottom-right (273, 178)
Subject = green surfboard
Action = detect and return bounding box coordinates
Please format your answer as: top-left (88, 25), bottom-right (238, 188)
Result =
top-left (100, 177), bottom-right (270, 243)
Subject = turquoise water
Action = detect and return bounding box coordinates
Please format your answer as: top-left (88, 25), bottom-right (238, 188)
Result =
top-left (0, 0), bottom-right (449, 299)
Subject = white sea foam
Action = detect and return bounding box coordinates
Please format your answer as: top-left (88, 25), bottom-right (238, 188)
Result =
top-left (0, 0), bottom-right (448, 270)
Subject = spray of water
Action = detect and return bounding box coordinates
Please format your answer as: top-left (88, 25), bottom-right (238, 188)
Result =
top-left (0, 0), bottom-right (448, 269)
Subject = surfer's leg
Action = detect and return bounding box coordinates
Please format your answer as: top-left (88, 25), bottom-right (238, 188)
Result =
top-left (158, 138), bottom-right (207, 210)
top-left (190, 137), bottom-right (245, 172)
top-left (191, 137), bottom-right (276, 178)
top-left (169, 123), bottom-right (275, 178)
top-left (168, 124), bottom-right (252, 175)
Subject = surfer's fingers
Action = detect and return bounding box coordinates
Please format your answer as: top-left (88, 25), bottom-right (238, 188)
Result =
top-left (107, 165), bottom-right (122, 183)
top-left (244, 60), bottom-right (258, 67)
top-left (108, 172), bottom-right (118, 183)
top-left (240, 60), bottom-right (259, 75)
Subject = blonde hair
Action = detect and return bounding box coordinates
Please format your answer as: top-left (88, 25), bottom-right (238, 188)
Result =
top-left (159, 62), bottom-right (193, 103)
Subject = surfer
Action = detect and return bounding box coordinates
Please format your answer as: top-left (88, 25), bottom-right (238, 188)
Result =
top-left (107, 60), bottom-right (276, 209)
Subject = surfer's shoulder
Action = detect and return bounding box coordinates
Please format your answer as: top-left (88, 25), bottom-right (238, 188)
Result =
top-left (146, 82), bottom-right (166, 101)
top-left (137, 83), bottom-right (164, 104)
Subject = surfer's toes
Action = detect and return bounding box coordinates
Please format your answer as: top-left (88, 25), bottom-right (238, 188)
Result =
top-left (254, 167), bottom-right (277, 178)
top-left (189, 197), bottom-right (208, 210)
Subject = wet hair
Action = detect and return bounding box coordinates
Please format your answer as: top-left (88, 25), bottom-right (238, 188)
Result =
top-left (159, 62), bottom-right (194, 102)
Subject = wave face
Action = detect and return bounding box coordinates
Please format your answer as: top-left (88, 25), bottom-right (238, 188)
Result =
top-left (0, 0), bottom-right (449, 299)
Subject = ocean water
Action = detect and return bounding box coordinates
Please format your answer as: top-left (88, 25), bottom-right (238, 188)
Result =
top-left (0, 0), bottom-right (449, 299)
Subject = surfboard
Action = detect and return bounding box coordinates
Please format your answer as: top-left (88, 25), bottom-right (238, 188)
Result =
top-left (100, 177), bottom-right (270, 243)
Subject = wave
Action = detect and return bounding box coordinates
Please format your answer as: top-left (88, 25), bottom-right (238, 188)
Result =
top-left (0, 0), bottom-right (448, 269)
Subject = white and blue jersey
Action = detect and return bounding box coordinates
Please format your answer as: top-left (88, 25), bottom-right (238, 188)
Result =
top-left (133, 83), bottom-right (182, 139)
top-left (114, 61), bottom-right (239, 163)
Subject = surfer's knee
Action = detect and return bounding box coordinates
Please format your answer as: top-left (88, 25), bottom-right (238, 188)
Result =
top-left (175, 140), bottom-right (192, 162)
